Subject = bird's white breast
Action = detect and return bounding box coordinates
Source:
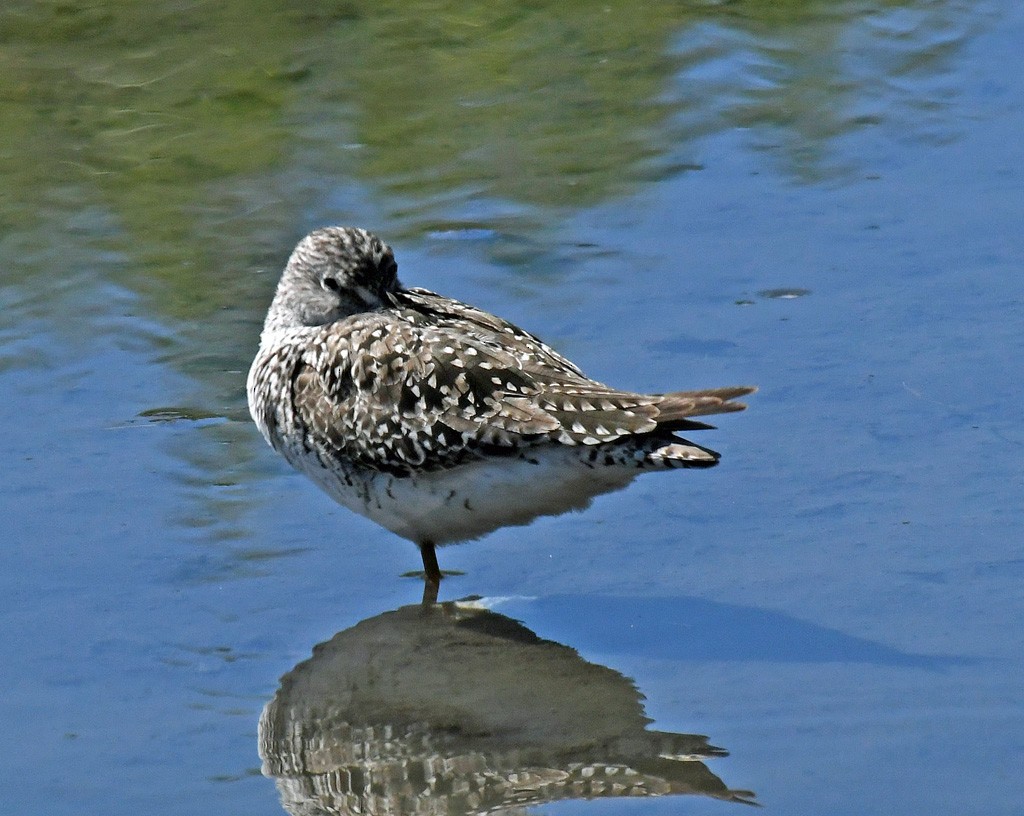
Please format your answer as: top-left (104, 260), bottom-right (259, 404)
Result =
top-left (291, 445), bottom-right (643, 546)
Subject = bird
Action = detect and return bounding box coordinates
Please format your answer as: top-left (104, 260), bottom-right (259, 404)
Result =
top-left (247, 226), bottom-right (754, 587)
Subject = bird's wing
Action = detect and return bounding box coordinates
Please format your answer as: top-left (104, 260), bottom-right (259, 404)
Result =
top-left (399, 290), bottom-right (754, 433)
top-left (289, 311), bottom-right (651, 472)
top-left (397, 288), bottom-right (588, 378)
top-left (292, 296), bottom-right (755, 473)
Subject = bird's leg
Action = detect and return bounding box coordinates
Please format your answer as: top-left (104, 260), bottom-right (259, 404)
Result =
top-left (419, 540), bottom-right (442, 588)
top-left (420, 578), bottom-right (439, 607)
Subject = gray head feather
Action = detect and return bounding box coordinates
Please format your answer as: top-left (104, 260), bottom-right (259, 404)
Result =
top-left (263, 226), bottom-right (401, 333)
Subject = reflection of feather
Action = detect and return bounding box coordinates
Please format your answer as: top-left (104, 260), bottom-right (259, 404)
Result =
top-left (260, 601), bottom-right (756, 815)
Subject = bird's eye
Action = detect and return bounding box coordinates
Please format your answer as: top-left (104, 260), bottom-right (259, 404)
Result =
top-left (322, 277), bottom-right (341, 292)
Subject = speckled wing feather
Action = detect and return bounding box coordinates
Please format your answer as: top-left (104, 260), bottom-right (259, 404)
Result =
top-left (291, 290), bottom-right (752, 474)
top-left (398, 287), bottom-right (588, 378)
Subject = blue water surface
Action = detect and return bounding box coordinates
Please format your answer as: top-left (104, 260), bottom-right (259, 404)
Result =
top-left (0, 1), bottom-right (1021, 814)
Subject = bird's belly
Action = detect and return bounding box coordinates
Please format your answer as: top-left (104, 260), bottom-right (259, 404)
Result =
top-left (294, 447), bottom-right (643, 545)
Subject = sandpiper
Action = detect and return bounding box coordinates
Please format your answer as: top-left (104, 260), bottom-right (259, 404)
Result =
top-left (247, 226), bottom-right (754, 585)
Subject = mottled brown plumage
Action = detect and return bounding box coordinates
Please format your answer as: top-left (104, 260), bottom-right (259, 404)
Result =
top-left (247, 227), bottom-right (754, 583)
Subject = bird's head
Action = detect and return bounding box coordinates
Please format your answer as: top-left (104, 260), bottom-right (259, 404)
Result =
top-left (263, 226), bottom-right (402, 332)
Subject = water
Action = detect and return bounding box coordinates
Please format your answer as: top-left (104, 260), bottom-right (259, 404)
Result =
top-left (1, 1), bottom-right (1022, 814)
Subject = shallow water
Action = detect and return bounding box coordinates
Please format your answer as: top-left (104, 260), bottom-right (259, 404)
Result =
top-left (1, 1), bottom-right (1022, 814)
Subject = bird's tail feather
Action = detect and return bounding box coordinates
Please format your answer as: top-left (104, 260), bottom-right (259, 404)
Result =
top-left (647, 439), bottom-right (721, 468)
top-left (657, 385), bottom-right (757, 424)
top-left (644, 386), bottom-right (755, 466)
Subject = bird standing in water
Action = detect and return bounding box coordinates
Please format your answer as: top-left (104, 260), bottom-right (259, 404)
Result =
top-left (247, 227), bottom-right (754, 588)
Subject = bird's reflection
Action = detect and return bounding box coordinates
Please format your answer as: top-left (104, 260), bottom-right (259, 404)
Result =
top-left (260, 597), bottom-right (755, 815)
